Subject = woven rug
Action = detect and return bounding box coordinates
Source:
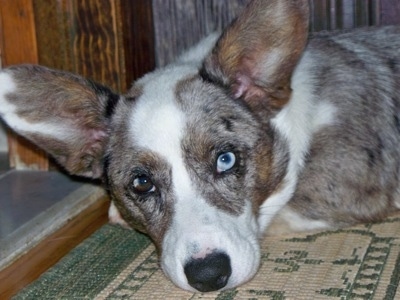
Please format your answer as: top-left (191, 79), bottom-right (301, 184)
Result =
top-left (14, 213), bottom-right (400, 299)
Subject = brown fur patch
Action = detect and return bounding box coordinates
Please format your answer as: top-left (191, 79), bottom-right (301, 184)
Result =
top-left (202, 0), bottom-right (309, 111)
top-left (125, 83), bottom-right (144, 99)
top-left (105, 113), bottom-right (175, 250)
top-left (5, 65), bottom-right (118, 177)
top-left (175, 76), bottom-right (288, 217)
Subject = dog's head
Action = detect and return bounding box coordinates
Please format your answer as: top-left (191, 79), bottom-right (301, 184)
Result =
top-left (0, 0), bottom-right (308, 292)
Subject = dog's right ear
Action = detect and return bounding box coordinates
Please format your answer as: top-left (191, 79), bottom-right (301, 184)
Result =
top-left (201, 0), bottom-right (309, 112)
top-left (0, 65), bottom-right (120, 178)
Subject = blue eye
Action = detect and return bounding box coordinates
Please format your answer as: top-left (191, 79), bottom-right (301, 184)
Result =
top-left (216, 152), bottom-right (236, 173)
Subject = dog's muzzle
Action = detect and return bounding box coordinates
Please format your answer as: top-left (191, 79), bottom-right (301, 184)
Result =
top-left (161, 200), bottom-right (260, 292)
top-left (184, 251), bottom-right (232, 292)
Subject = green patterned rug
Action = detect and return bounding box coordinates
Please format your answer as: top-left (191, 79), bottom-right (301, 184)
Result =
top-left (14, 213), bottom-right (400, 299)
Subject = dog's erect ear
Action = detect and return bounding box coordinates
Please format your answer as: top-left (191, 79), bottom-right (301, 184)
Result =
top-left (202, 0), bottom-right (309, 111)
top-left (0, 65), bottom-right (120, 178)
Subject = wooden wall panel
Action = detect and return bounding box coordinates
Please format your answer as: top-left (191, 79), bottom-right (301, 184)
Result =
top-left (1, 0), bottom-right (155, 171)
top-left (122, 0), bottom-right (155, 85)
top-left (308, 0), bottom-right (399, 30)
top-left (381, 0), bottom-right (400, 25)
top-left (151, 0), bottom-right (247, 67)
top-left (151, 0), bottom-right (396, 67)
top-left (1, 0), bottom-right (399, 171)
top-left (0, 0), bottom-right (49, 170)
top-left (306, 0), bottom-right (381, 31)
top-left (33, 0), bottom-right (155, 93)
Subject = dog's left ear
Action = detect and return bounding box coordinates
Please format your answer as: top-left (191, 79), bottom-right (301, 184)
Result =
top-left (202, 0), bottom-right (309, 111)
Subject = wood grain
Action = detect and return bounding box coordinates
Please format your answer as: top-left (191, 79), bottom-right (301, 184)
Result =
top-left (0, 0), bottom-right (49, 170)
top-left (151, 0), bottom-right (248, 67)
top-left (381, 0), bottom-right (400, 25)
top-left (152, 0), bottom-right (390, 63)
top-left (0, 194), bottom-right (109, 299)
top-left (33, 0), bottom-right (155, 93)
top-left (1, 0), bottom-right (156, 171)
top-left (122, 0), bottom-right (155, 86)
top-left (0, 0), bottom-right (38, 65)
top-left (33, 0), bottom-right (123, 92)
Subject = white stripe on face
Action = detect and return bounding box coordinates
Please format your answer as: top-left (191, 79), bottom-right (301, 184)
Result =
top-left (129, 67), bottom-right (261, 292)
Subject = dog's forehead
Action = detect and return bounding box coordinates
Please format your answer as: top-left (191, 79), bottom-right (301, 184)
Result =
top-left (126, 65), bottom-right (260, 167)
top-left (129, 65), bottom-right (195, 156)
top-left (128, 65), bottom-right (242, 149)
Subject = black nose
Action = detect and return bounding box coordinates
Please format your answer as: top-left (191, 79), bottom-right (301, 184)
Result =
top-left (184, 251), bottom-right (231, 292)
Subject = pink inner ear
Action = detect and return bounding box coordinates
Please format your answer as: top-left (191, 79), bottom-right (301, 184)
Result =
top-left (88, 128), bottom-right (108, 141)
top-left (233, 73), bottom-right (252, 99)
top-left (231, 53), bottom-right (266, 100)
top-left (233, 72), bottom-right (267, 103)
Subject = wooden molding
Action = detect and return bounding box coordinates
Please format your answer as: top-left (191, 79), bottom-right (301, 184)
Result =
top-left (0, 0), bottom-right (49, 170)
top-left (0, 0), bottom-right (156, 170)
top-left (0, 193), bottom-right (109, 299)
top-left (33, 0), bottom-right (155, 94)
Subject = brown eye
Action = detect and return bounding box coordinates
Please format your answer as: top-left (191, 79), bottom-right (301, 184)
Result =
top-left (133, 174), bottom-right (155, 194)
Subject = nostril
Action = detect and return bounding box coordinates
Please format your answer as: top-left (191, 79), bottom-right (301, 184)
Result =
top-left (184, 251), bottom-right (231, 292)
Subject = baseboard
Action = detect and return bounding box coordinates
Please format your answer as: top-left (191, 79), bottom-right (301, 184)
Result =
top-left (0, 172), bottom-right (109, 299)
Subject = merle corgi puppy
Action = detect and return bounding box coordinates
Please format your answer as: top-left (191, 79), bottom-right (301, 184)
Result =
top-left (1, 0), bottom-right (400, 293)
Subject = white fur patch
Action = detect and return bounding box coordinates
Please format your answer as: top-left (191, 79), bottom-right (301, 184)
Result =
top-left (258, 52), bottom-right (337, 232)
top-left (276, 206), bottom-right (331, 232)
top-left (108, 201), bottom-right (131, 229)
top-left (0, 71), bottom-right (71, 139)
top-left (177, 33), bottom-right (219, 66)
top-left (0, 72), bottom-right (18, 116)
top-left (260, 48), bottom-right (284, 80)
top-left (130, 63), bottom-right (261, 291)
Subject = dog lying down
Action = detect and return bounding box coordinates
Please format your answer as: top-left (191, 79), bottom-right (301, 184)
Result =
top-left (1, 0), bottom-right (400, 293)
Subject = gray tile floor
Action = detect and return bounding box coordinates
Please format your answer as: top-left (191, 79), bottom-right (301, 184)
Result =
top-left (0, 170), bottom-right (83, 240)
top-left (0, 169), bottom-right (96, 268)
top-left (0, 152), bottom-right (9, 174)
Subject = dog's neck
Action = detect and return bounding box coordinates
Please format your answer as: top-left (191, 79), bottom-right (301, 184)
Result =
top-left (258, 51), bottom-right (337, 232)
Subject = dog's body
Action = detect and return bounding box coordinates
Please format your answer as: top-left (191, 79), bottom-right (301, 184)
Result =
top-left (1, 0), bottom-right (400, 293)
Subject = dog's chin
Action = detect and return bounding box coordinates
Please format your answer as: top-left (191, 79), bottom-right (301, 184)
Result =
top-left (161, 245), bottom-right (261, 293)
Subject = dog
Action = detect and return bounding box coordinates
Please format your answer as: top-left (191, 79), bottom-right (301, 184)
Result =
top-left (1, 0), bottom-right (400, 293)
